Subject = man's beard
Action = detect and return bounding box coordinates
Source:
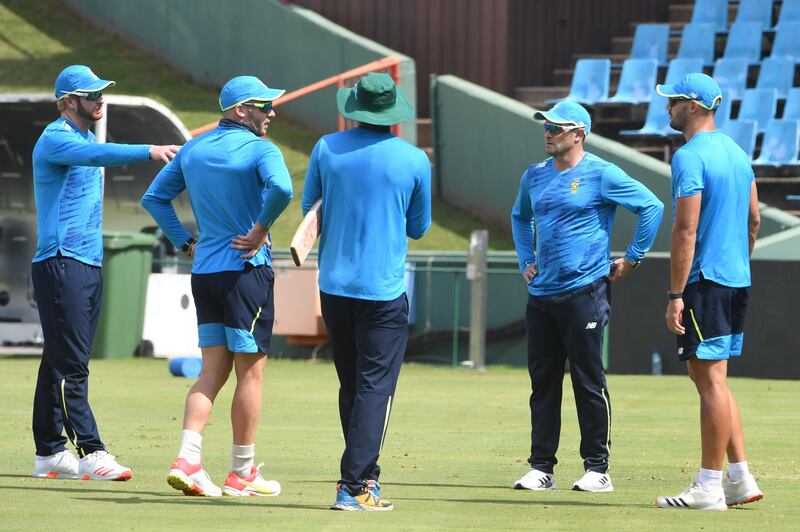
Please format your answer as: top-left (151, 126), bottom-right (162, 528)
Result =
top-left (77, 101), bottom-right (101, 121)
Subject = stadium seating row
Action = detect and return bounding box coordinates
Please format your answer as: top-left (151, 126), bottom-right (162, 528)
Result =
top-left (690, 0), bottom-right (800, 33)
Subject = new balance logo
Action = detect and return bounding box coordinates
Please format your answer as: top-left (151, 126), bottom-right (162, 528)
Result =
top-left (586, 322), bottom-right (597, 330)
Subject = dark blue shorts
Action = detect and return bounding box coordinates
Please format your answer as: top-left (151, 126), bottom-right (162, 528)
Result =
top-left (677, 276), bottom-right (749, 361)
top-left (191, 264), bottom-right (274, 354)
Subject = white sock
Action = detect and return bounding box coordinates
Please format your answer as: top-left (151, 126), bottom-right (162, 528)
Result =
top-left (177, 429), bottom-right (202, 465)
top-left (696, 467), bottom-right (723, 491)
top-left (727, 461), bottom-right (750, 482)
top-left (231, 443), bottom-right (255, 477)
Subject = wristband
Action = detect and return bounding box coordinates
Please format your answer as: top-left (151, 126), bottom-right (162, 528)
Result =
top-left (667, 291), bottom-right (683, 300)
top-left (181, 237), bottom-right (196, 254)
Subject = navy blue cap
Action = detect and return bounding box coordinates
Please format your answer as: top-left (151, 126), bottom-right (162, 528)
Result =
top-left (55, 65), bottom-right (115, 99)
top-left (219, 76), bottom-right (285, 111)
top-left (656, 73), bottom-right (722, 110)
top-left (533, 101), bottom-right (591, 134)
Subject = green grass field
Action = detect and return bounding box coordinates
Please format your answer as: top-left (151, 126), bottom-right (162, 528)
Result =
top-left (1, 357), bottom-right (797, 530)
top-left (0, 0), bottom-right (514, 251)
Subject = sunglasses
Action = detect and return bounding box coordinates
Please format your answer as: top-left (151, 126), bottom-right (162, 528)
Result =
top-left (667, 98), bottom-right (696, 108)
top-left (542, 123), bottom-right (580, 135)
top-left (243, 101), bottom-right (273, 113)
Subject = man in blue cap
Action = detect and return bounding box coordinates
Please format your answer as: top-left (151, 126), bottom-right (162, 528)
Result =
top-left (31, 65), bottom-right (179, 481)
top-left (302, 72), bottom-right (431, 511)
top-left (511, 101), bottom-right (664, 493)
top-left (142, 75), bottom-right (292, 497)
top-left (655, 73), bottom-right (763, 511)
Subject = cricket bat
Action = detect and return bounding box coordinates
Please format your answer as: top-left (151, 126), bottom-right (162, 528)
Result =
top-left (290, 199), bottom-right (322, 267)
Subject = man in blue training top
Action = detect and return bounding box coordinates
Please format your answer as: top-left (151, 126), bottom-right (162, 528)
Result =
top-left (142, 76), bottom-right (292, 497)
top-left (31, 65), bottom-right (178, 482)
top-left (655, 74), bottom-right (763, 511)
top-left (511, 101), bottom-right (664, 493)
top-left (302, 72), bottom-right (431, 511)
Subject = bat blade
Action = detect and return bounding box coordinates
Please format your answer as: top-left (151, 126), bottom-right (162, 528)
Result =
top-left (290, 199), bottom-right (322, 267)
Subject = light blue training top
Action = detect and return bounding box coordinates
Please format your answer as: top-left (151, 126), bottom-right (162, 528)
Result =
top-left (671, 130), bottom-right (755, 288)
top-left (32, 117), bottom-right (151, 266)
top-left (511, 152), bottom-right (664, 296)
top-left (141, 121), bottom-right (292, 274)
top-left (302, 127), bottom-right (431, 301)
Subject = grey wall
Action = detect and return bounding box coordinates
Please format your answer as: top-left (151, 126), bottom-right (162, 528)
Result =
top-left (62, 0), bottom-right (417, 143)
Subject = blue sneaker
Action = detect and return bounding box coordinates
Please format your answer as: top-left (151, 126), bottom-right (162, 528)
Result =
top-left (331, 482), bottom-right (393, 511)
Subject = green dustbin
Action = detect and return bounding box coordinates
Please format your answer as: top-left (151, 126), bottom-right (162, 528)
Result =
top-left (91, 231), bottom-right (157, 359)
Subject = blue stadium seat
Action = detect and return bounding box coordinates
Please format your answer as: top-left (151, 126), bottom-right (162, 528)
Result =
top-left (631, 24), bottom-right (670, 66)
top-left (713, 57), bottom-right (750, 101)
top-left (784, 88), bottom-right (800, 120)
top-left (603, 58), bottom-right (659, 104)
top-left (733, 0), bottom-right (775, 30)
top-left (715, 89), bottom-right (734, 128)
top-left (722, 22), bottom-right (763, 63)
top-left (666, 58), bottom-right (706, 84)
top-left (770, 20), bottom-right (800, 62)
top-left (739, 88), bottom-right (779, 132)
top-left (691, 0), bottom-right (730, 32)
top-left (677, 23), bottom-right (717, 66)
top-left (619, 59), bottom-right (703, 137)
top-left (756, 57), bottom-right (795, 98)
top-left (753, 119), bottom-right (800, 165)
top-left (720, 119), bottom-right (758, 158)
top-left (775, 0), bottom-right (800, 27)
top-left (620, 93), bottom-right (678, 136)
top-left (556, 59), bottom-right (611, 105)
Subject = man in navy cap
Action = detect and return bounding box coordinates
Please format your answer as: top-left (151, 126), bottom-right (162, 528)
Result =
top-left (511, 101), bottom-right (663, 493)
top-left (142, 75), bottom-right (292, 497)
top-left (31, 65), bottom-right (179, 481)
top-left (655, 73), bottom-right (763, 511)
top-left (302, 72), bottom-right (431, 511)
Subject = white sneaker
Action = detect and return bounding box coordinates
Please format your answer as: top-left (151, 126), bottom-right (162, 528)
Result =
top-left (513, 468), bottom-right (555, 490)
top-left (78, 450), bottom-right (132, 481)
top-left (572, 471), bottom-right (613, 492)
top-left (33, 450), bottom-right (80, 479)
top-left (223, 463), bottom-right (281, 496)
top-left (656, 481), bottom-right (727, 511)
top-left (167, 457), bottom-right (222, 497)
top-left (723, 473), bottom-right (763, 506)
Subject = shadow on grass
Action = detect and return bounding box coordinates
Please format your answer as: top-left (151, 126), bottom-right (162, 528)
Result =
top-left (397, 495), bottom-right (653, 509)
top-left (78, 496), bottom-right (328, 511)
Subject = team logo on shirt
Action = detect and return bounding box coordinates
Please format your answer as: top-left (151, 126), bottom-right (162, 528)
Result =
top-left (571, 179), bottom-right (579, 193)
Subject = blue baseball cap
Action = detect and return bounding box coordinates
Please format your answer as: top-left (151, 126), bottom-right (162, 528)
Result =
top-left (55, 65), bottom-right (115, 99)
top-left (219, 76), bottom-right (286, 111)
top-left (656, 73), bottom-right (722, 111)
top-left (533, 101), bottom-right (591, 134)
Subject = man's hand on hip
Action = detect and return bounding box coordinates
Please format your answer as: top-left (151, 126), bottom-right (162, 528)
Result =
top-left (523, 263), bottom-right (537, 283)
top-left (231, 222), bottom-right (271, 258)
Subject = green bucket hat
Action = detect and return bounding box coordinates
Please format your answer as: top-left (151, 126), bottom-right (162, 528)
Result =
top-left (336, 72), bottom-right (413, 126)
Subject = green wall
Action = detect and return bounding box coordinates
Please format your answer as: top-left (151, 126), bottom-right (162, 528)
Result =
top-left (431, 75), bottom-right (800, 253)
top-left (62, 0), bottom-right (417, 143)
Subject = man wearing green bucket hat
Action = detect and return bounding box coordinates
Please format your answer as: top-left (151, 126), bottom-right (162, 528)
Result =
top-left (302, 72), bottom-right (431, 511)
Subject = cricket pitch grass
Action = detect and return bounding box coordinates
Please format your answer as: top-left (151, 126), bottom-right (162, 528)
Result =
top-left (1, 357), bottom-right (798, 530)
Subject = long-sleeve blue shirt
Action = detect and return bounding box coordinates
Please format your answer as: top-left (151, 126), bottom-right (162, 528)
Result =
top-left (511, 152), bottom-right (664, 296)
top-left (141, 121), bottom-right (292, 274)
top-left (32, 117), bottom-right (151, 266)
top-left (302, 128), bottom-right (431, 301)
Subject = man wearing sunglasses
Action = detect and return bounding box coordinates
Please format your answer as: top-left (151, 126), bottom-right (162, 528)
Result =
top-left (142, 75), bottom-right (292, 498)
top-left (30, 65), bottom-right (179, 482)
top-left (655, 74), bottom-right (763, 511)
top-left (511, 101), bottom-right (663, 493)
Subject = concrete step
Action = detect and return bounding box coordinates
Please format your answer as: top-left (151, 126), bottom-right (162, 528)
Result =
top-left (514, 86), bottom-right (569, 108)
top-left (416, 118), bottom-right (432, 148)
top-left (668, 2), bottom-right (740, 26)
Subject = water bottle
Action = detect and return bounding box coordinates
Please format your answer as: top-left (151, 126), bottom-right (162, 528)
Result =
top-left (651, 349), bottom-right (662, 376)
